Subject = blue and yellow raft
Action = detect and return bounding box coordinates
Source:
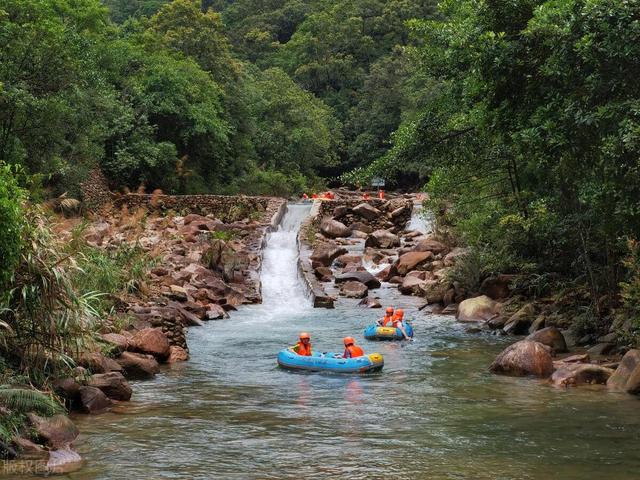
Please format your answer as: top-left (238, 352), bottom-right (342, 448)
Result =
top-left (277, 349), bottom-right (384, 373)
top-left (363, 323), bottom-right (414, 341)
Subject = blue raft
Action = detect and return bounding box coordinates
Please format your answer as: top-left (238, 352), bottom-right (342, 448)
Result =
top-left (363, 323), bottom-right (414, 341)
top-left (277, 349), bottom-right (384, 374)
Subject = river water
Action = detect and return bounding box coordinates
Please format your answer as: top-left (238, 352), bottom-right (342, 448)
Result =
top-left (17, 204), bottom-right (640, 479)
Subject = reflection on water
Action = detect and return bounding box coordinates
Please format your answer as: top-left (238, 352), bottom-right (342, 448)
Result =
top-left (8, 204), bottom-right (640, 480)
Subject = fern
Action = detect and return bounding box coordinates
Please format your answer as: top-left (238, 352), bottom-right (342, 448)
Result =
top-left (0, 387), bottom-right (63, 417)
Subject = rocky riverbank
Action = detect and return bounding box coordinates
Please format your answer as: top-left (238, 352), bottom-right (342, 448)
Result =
top-left (4, 193), bottom-right (286, 473)
top-left (296, 191), bottom-right (640, 399)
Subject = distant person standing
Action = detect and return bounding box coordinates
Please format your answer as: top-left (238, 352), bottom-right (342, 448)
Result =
top-left (378, 189), bottom-right (385, 200)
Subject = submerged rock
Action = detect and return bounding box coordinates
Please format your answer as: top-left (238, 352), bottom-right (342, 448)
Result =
top-left (47, 446), bottom-right (83, 474)
top-left (551, 363), bottom-right (613, 387)
top-left (490, 340), bottom-right (554, 378)
top-left (358, 297), bottom-right (382, 308)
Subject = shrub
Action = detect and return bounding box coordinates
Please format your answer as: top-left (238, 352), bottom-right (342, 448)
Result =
top-left (0, 164), bottom-right (24, 290)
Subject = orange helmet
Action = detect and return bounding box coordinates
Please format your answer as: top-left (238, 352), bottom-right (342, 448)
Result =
top-left (299, 332), bottom-right (310, 341)
top-left (386, 307), bottom-right (394, 314)
top-left (396, 308), bottom-right (404, 318)
top-left (343, 336), bottom-right (355, 346)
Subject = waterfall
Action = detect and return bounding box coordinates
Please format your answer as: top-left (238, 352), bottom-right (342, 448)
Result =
top-left (407, 203), bottom-right (433, 234)
top-left (260, 203), bottom-right (312, 311)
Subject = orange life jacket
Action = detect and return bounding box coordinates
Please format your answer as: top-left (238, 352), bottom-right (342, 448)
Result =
top-left (295, 341), bottom-right (312, 356)
top-left (391, 314), bottom-right (404, 328)
top-left (344, 345), bottom-right (364, 358)
top-left (381, 314), bottom-right (393, 327)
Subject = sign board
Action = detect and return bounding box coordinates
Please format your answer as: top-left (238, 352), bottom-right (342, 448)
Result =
top-left (371, 177), bottom-right (385, 187)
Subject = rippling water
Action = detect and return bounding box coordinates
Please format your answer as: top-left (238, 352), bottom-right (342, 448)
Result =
top-left (10, 204), bottom-right (640, 479)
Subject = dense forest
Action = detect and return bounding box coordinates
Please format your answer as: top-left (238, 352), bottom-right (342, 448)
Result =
top-left (1, 0), bottom-right (640, 465)
top-left (0, 0), bottom-right (439, 198)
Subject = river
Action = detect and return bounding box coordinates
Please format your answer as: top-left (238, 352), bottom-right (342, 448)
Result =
top-left (19, 204), bottom-right (640, 479)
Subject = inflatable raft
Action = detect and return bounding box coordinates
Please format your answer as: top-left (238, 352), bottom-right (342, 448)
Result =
top-left (277, 349), bottom-right (384, 373)
top-left (363, 323), bottom-right (414, 340)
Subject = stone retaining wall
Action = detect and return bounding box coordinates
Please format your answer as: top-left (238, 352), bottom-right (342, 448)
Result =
top-left (297, 201), bottom-right (335, 308)
top-left (114, 193), bottom-right (273, 223)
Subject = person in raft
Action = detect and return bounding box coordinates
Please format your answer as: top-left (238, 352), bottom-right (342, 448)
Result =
top-left (343, 337), bottom-right (364, 358)
top-left (391, 308), bottom-right (411, 340)
top-left (291, 332), bottom-right (312, 356)
top-left (376, 306), bottom-right (395, 326)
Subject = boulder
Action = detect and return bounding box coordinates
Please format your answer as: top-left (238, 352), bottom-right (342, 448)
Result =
top-left (12, 436), bottom-right (47, 460)
top-left (358, 297), bottom-right (382, 308)
top-left (414, 238), bottom-right (448, 255)
top-left (479, 274), bottom-right (515, 300)
top-left (130, 328), bottom-right (170, 361)
top-left (334, 271), bottom-right (381, 289)
top-left (320, 219), bottom-right (351, 238)
top-left (340, 281), bottom-right (368, 298)
top-left (46, 446), bottom-right (83, 474)
top-left (77, 352), bottom-right (123, 374)
top-left (365, 230), bottom-right (400, 249)
top-left (456, 295), bottom-right (501, 322)
top-left (350, 222), bottom-right (372, 234)
top-left (489, 340), bottom-right (554, 378)
top-left (557, 353), bottom-right (590, 364)
top-left (551, 363), bottom-right (614, 387)
top-left (168, 284), bottom-right (189, 301)
top-left (205, 303), bottom-right (228, 320)
top-left (78, 386), bottom-right (112, 414)
top-left (399, 276), bottom-right (427, 295)
top-left (503, 304), bottom-right (536, 335)
top-left (390, 205), bottom-right (410, 219)
top-left (396, 251), bottom-right (434, 276)
top-left (310, 244), bottom-right (348, 267)
top-left (443, 247), bottom-right (469, 267)
top-left (423, 280), bottom-right (450, 304)
top-left (587, 343), bottom-right (616, 356)
top-left (116, 352), bottom-right (160, 380)
top-left (352, 202), bottom-right (382, 220)
top-left (88, 372), bottom-right (132, 401)
top-left (52, 378), bottom-right (81, 407)
top-left (168, 345), bottom-right (190, 363)
top-left (313, 266), bottom-right (333, 282)
top-left (333, 205), bottom-right (349, 219)
top-left (607, 349), bottom-right (640, 393)
top-left (100, 333), bottom-right (130, 353)
top-left (334, 254), bottom-right (362, 267)
top-left (526, 327), bottom-right (568, 354)
top-left (375, 265), bottom-right (394, 282)
top-left (28, 414), bottom-right (79, 449)
top-left (528, 315), bottom-right (546, 334)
